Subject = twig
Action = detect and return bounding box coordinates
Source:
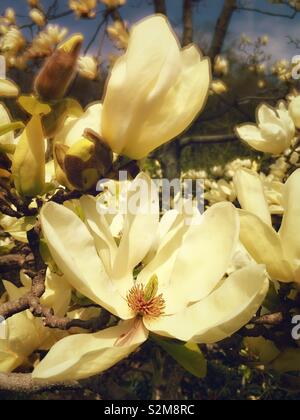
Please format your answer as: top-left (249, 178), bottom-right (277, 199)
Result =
top-left (0, 269), bottom-right (46, 319)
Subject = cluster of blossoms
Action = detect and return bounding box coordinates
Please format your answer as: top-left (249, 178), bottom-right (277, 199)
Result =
top-left (0, 12), bottom-right (300, 385)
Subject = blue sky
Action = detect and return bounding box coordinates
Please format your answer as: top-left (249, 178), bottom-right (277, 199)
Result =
top-left (2, 0), bottom-right (300, 61)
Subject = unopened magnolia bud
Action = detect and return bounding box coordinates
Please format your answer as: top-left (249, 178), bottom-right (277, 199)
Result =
top-left (34, 34), bottom-right (83, 101)
top-left (59, 134), bottom-right (113, 191)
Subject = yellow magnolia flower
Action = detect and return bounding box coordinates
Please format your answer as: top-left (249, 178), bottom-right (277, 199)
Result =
top-left (29, 8), bottom-right (46, 27)
top-left (0, 270), bottom-right (71, 373)
top-left (78, 56), bottom-right (99, 80)
top-left (102, 15), bottom-right (211, 159)
top-left (234, 168), bottom-right (300, 283)
top-left (55, 16), bottom-right (211, 160)
top-left (33, 173), bottom-right (268, 382)
top-left (12, 98), bottom-right (51, 197)
top-left (1, 27), bottom-right (25, 54)
top-left (214, 55), bottom-right (229, 76)
top-left (101, 0), bottom-right (126, 7)
top-left (211, 80), bottom-right (228, 95)
top-left (69, 0), bottom-right (97, 18)
top-left (107, 20), bottom-right (129, 49)
top-left (29, 25), bottom-right (68, 57)
top-left (236, 102), bottom-right (295, 155)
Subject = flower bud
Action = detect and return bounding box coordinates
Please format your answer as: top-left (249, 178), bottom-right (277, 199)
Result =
top-left (12, 97), bottom-right (50, 197)
top-left (34, 34), bottom-right (83, 100)
top-left (56, 132), bottom-right (113, 191)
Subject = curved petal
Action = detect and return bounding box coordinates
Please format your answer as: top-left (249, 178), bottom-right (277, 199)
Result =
top-left (236, 124), bottom-right (275, 154)
top-left (239, 210), bottom-right (293, 282)
top-left (139, 202), bottom-right (239, 315)
top-left (41, 269), bottom-right (72, 317)
top-left (12, 115), bottom-right (45, 197)
top-left (40, 202), bottom-right (133, 319)
top-left (257, 104), bottom-right (278, 125)
top-left (111, 173), bottom-right (160, 294)
top-left (123, 47), bottom-right (211, 159)
top-left (234, 168), bottom-right (271, 225)
top-left (80, 195), bottom-right (117, 277)
top-left (55, 103), bottom-right (102, 148)
top-left (32, 319), bottom-right (148, 382)
top-left (102, 16), bottom-right (210, 159)
top-left (279, 169), bottom-right (300, 269)
top-left (0, 312), bottom-right (43, 373)
top-left (144, 264), bottom-right (269, 344)
top-left (0, 79), bottom-right (19, 97)
top-left (102, 15), bottom-right (182, 155)
top-left (0, 103), bottom-right (14, 145)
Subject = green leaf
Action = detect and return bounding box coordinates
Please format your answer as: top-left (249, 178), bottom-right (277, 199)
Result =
top-left (152, 335), bottom-right (207, 378)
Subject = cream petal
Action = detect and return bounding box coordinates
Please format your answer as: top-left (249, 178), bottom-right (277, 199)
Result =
top-left (0, 311), bottom-right (43, 372)
top-left (239, 210), bottom-right (293, 282)
top-left (80, 195), bottom-right (118, 277)
top-left (144, 265), bottom-right (269, 344)
top-left (234, 169), bottom-right (271, 226)
top-left (0, 103), bottom-right (14, 145)
top-left (236, 124), bottom-right (276, 153)
top-left (111, 173), bottom-right (160, 294)
top-left (279, 169), bottom-right (300, 269)
top-left (40, 202), bottom-right (132, 319)
top-left (41, 269), bottom-right (72, 317)
top-left (55, 102), bottom-right (102, 148)
top-left (0, 79), bottom-right (19, 97)
top-left (138, 203), bottom-right (239, 315)
top-left (257, 104), bottom-right (279, 126)
top-left (236, 124), bottom-right (263, 143)
top-left (32, 319), bottom-right (148, 382)
top-left (102, 16), bottom-right (210, 159)
top-left (102, 15), bottom-right (182, 155)
top-left (123, 48), bottom-right (211, 159)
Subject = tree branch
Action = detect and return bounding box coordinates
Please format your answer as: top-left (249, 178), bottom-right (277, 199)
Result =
top-left (0, 372), bottom-right (79, 394)
top-left (209, 0), bottom-right (237, 60)
top-left (182, 0), bottom-right (193, 47)
top-left (153, 0), bottom-right (167, 15)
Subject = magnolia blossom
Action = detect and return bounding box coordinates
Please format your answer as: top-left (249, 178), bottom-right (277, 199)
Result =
top-left (107, 21), bottom-right (129, 49)
top-left (29, 25), bottom-right (68, 57)
top-left (54, 16), bottom-right (211, 161)
top-left (32, 173), bottom-right (268, 382)
top-left (214, 55), bottom-right (229, 76)
top-left (0, 271), bottom-right (70, 373)
top-left (69, 0), bottom-right (97, 18)
top-left (78, 56), bottom-right (99, 80)
top-left (101, 0), bottom-right (126, 7)
top-left (211, 80), bottom-right (228, 95)
top-left (236, 103), bottom-right (295, 155)
top-left (29, 8), bottom-right (46, 27)
top-left (234, 168), bottom-right (300, 283)
top-left (1, 27), bottom-right (25, 54)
